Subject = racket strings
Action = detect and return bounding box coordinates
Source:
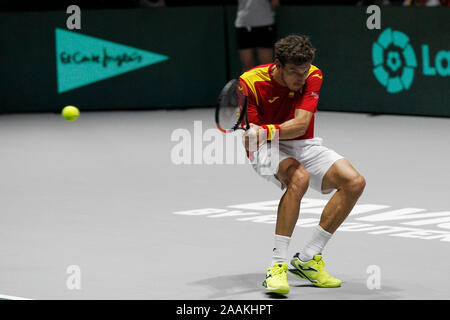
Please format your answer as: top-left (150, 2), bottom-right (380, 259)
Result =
top-left (217, 80), bottom-right (245, 131)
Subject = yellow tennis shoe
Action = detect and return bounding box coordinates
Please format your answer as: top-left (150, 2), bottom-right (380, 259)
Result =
top-left (262, 262), bottom-right (290, 295)
top-left (289, 253), bottom-right (342, 288)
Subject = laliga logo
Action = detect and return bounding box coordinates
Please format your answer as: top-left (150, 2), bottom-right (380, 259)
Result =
top-left (372, 28), bottom-right (449, 94)
top-left (372, 29), bottom-right (417, 93)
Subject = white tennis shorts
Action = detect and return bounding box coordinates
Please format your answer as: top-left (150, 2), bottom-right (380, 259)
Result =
top-left (250, 137), bottom-right (344, 194)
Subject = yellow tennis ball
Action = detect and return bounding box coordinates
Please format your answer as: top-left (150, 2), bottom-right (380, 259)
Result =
top-left (62, 106), bottom-right (80, 122)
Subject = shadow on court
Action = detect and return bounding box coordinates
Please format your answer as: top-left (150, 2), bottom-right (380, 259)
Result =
top-left (289, 277), bottom-right (404, 300)
top-left (188, 273), bottom-right (263, 299)
top-left (188, 272), bottom-right (403, 300)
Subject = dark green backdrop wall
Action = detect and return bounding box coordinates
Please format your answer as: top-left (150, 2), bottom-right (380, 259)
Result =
top-left (0, 7), bottom-right (449, 116)
top-left (0, 8), bottom-right (227, 112)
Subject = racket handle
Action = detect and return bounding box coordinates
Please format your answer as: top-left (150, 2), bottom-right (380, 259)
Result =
top-left (244, 109), bottom-right (250, 131)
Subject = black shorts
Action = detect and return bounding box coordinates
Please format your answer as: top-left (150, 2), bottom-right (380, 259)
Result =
top-left (235, 24), bottom-right (276, 50)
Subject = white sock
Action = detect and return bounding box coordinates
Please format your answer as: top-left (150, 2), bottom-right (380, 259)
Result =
top-left (271, 234), bottom-right (291, 266)
top-left (299, 225), bottom-right (332, 262)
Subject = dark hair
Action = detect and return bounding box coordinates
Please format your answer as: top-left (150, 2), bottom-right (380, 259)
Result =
top-left (274, 34), bottom-right (316, 66)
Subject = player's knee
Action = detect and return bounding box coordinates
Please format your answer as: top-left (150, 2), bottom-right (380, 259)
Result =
top-left (344, 174), bottom-right (366, 196)
top-left (286, 166), bottom-right (310, 196)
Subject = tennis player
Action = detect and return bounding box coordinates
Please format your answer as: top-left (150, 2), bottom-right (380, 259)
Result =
top-left (240, 34), bottom-right (366, 294)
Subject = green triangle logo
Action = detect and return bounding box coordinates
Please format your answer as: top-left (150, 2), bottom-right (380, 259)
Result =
top-left (55, 28), bottom-right (168, 93)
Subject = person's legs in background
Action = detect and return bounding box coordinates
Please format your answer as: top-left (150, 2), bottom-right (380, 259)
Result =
top-left (256, 47), bottom-right (274, 65)
top-left (238, 48), bottom-right (256, 72)
top-left (236, 26), bottom-right (256, 72)
top-left (237, 25), bottom-right (276, 72)
top-left (255, 24), bottom-right (276, 65)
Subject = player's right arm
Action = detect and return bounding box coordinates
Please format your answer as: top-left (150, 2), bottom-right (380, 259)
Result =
top-left (247, 108), bottom-right (312, 143)
top-left (277, 109), bottom-right (313, 139)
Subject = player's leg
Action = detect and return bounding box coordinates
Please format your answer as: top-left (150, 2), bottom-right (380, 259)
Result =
top-left (250, 143), bottom-right (308, 242)
top-left (297, 158), bottom-right (365, 262)
top-left (263, 157), bottom-right (309, 295)
top-left (274, 158), bottom-right (310, 238)
top-left (319, 158), bottom-right (366, 234)
top-left (289, 142), bottom-right (364, 287)
top-left (271, 158), bottom-right (310, 267)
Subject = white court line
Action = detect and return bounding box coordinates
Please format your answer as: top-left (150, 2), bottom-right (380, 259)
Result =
top-left (0, 294), bottom-right (32, 300)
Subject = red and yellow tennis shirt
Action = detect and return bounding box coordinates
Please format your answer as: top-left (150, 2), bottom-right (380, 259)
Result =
top-left (239, 63), bottom-right (323, 140)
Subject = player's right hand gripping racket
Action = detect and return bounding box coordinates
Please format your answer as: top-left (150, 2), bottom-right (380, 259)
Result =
top-left (215, 79), bottom-right (250, 133)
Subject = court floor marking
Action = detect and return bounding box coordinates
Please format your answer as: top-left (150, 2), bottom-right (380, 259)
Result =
top-left (0, 294), bottom-right (32, 300)
top-left (174, 198), bottom-right (450, 243)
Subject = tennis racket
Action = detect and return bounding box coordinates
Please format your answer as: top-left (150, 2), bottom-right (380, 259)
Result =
top-left (215, 79), bottom-right (250, 133)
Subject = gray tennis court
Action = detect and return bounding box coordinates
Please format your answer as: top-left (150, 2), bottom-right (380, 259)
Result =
top-left (1, 108), bottom-right (449, 300)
